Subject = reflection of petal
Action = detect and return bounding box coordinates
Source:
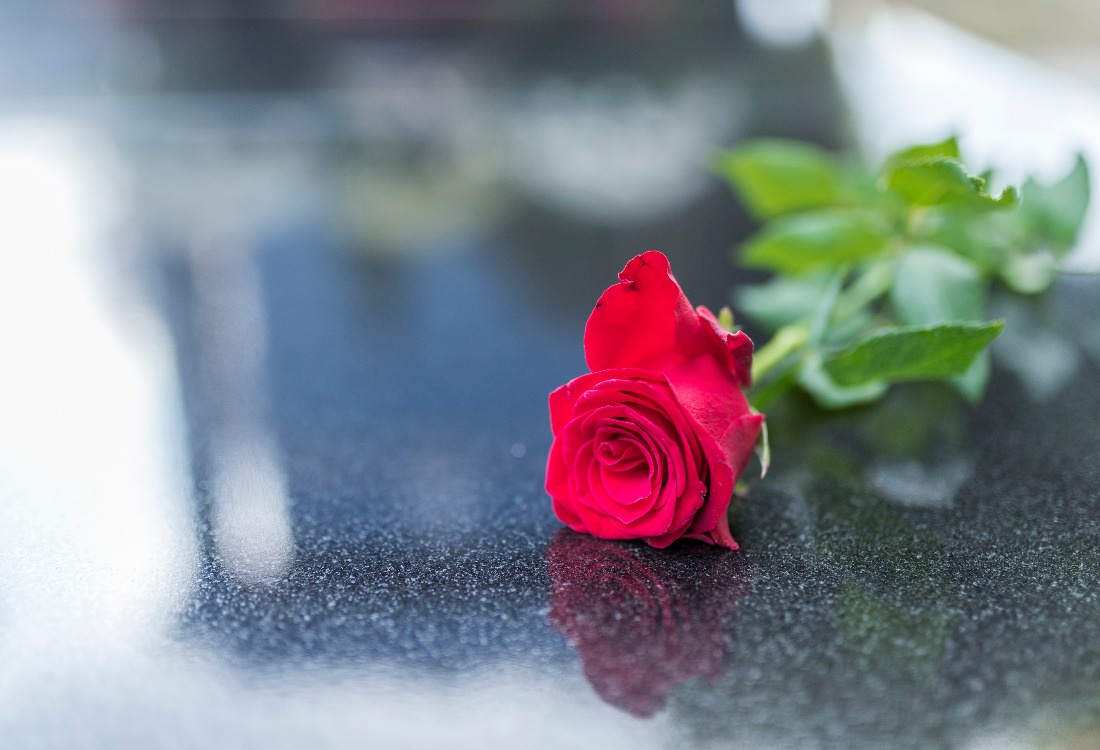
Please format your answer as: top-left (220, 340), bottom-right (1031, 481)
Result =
top-left (546, 531), bottom-right (750, 718)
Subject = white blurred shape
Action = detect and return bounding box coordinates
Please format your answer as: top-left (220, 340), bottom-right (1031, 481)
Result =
top-left (1, 659), bottom-right (665, 750)
top-left (506, 77), bottom-right (742, 222)
top-left (0, 124), bottom-right (197, 677)
top-left (871, 457), bottom-right (971, 508)
top-left (737, 0), bottom-right (831, 48)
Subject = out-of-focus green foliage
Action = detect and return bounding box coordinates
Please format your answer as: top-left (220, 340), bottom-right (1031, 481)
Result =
top-left (741, 210), bottom-right (891, 273)
top-left (717, 137), bottom-right (1091, 410)
top-left (713, 139), bottom-right (844, 219)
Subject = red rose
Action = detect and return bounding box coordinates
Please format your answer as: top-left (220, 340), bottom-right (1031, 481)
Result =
top-left (546, 530), bottom-right (751, 717)
top-left (545, 251), bottom-right (763, 549)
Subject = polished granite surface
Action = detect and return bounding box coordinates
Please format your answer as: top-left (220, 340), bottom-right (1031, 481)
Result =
top-left (3, 7), bottom-right (1100, 750)
top-left (171, 241), bottom-right (1100, 750)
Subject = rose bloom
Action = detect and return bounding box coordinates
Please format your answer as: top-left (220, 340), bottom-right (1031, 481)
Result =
top-left (545, 251), bottom-right (762, 549)
top-left (546, 530), bottom-right (751, 717)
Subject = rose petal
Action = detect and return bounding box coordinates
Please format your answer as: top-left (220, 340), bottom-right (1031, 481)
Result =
top-left (596, 434), bottom-right (646, 471)
top-left (584, 251), bottom-right (710, 372)
top-left (662, 354), bottom-right (753, 453)
top-left (576, 380), bottom-right (705, 498)
top-left (598, 472), bottom-right (655, 525)
top-left (573, 387), bottom-right (695, 498)
top-left (697, 305), bottom-right (755, 389)
top-left (594, 449), bottom-right (649, 504)
top-left (595, 432), bottom-right (653, 506)
top-left (582, 438), bottom-right (667, 531)
top-left (662, 356), bottom-right (762, 549)
top-left (545, 437), bottom-right (569, 504)
top-left (551, 494), bottom-right (584, 530)
top-left (643, 487), bottom-right (705, 548)
top-left (683, 512), bottom-right (738, 550)
top-left (549, 368), bottom-right (667, 435)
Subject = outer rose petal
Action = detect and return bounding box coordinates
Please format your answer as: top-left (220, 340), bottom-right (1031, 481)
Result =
top-left (583, 252), bottom-right (753, 391)
top-left (696, 305), bottom-right (755, 389)
top-left (584, 251), bottom-right (711, 373)
top-left (664, 356), bottom-right (761, 479)
top-left (549, 368), bottom-right (666, 435)
top-left (683, 513), bottom-right (737, 549)
top-left (664, 355), bottom-right (763, 546)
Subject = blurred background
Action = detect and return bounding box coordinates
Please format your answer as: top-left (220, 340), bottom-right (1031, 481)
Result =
top-left (3, 1), bottom-right (1100, 748)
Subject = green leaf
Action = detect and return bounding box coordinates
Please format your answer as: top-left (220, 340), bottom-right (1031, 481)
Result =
top-left (740, 210), bottom-right (891, 274)
top-left (833, 261), bottom-right (895, 323)
top-left (798, 360), bottom-right (888, 409)
top-left (890, 250), bottom-right (993, 400)
top-left (1020, 154), bottom-right (1090, 255)
top-left (953, 351), bottom-right (990, 402)
top-left (921, 211), bottom-right (1003, 271)
top-left (715, 139), bottom-right (842, 220)
top-left (885, 136), bottom-right (960, 166)
top-left (824, 321), bottom-right (1005, 387)
top-left (891, 246), bottom-right (984, 326)
top-left (885, 157), bottom-right (1018, 210)
top-left (821, 309), bottom-right (875, 350)
top-left (736, 275), bottom-right (832, 329)
top-left (808, 269), bottom-right (846, 346)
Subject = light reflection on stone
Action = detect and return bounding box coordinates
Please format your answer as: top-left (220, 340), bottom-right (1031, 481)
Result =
top-left (192, 239), bottom-right (295, 585)
top-left (0, 123), bottom-right (198, 664)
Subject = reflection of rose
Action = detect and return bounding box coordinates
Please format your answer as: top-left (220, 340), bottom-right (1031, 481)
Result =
top-left (545, 251), bottom-right (762, 549)
top-left (547, 530), bottom-right (750, 717)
